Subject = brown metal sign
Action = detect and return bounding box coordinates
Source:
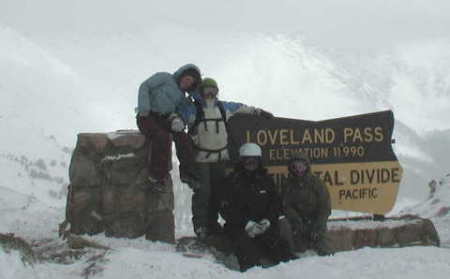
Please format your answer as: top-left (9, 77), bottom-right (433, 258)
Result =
top-left (228, 110), bottom-right (403, 214)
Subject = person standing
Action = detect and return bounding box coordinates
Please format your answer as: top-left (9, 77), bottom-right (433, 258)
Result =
top-left (136, 64), bottom-right (201, 191)
top-left (280, 153), bottom-right (333, 256)
top-left (178, 78), bottom-right (273, 239)
top-left (222, 143), bottom-right (296, 271)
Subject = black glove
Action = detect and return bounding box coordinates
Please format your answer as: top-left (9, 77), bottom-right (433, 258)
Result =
top-left (259, 109), bottom-right (274, 119)
top-left (310, 231), bottom-right (320, 242)
top-left (291, 217), bottom-right (305, 235)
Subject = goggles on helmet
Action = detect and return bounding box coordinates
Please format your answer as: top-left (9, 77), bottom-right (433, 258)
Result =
top-left (202, 87), bottom-right (218, 99)
top-left (242, 156), bottom-right (260, 171)
top-left (290, 160), bottom-right (308, 177)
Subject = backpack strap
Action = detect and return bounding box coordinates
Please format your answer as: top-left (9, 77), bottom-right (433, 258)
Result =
top-left (188, 100), bottom-right (239, 160)
top-left (193, 145), bottom-right (228, 159)
top-left (188, 99), bottom-right (205, 135)
top-left (217, 101), bottom-right (227, 126)
top-left (218, 101), bottom-right (239, 162)
top-left (189, 100), bottom-right (227, 135)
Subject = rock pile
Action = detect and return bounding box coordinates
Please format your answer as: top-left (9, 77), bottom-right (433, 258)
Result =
top-left (65, 130), bottom-right (175, 243)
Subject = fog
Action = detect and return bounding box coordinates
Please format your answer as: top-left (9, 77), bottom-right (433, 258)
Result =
top-left (2, 0), bottom-right (450, 49)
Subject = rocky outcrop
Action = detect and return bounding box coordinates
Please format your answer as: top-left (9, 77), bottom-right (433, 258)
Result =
top-left (326, 215), bottom-right (440, 252)
top-left (177, 215), bottom-right (439, 266)
top-left (65, 130), bottom-right (175, 243)
top-left (0, 233), bottom-right (36, 265)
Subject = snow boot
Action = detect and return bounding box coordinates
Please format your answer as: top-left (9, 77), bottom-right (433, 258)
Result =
top-left (141, 176), bottom-right (167, 193)
top-left (313, 238), bottom-right (334, 256)
top-left (194, 227), bottom-right (209, 241)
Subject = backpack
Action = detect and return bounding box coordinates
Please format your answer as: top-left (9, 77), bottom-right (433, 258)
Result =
top-left (189, 100), bottom-right (237, 160)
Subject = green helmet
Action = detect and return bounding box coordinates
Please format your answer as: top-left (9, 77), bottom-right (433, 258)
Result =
top-left (200, 77), bottom-right (218, 90)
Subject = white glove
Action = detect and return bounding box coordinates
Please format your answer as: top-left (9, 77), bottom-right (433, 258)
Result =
top-left (245, 219), bottom-right (271, 238)
top-left (259, 218), bottom-right (271, 233)
top-left (245, 221), bottom-right (260, 238)
top-left (170, 116), bottom-right (185, 132)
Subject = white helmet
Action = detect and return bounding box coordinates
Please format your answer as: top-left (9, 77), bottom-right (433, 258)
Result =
top-left (239, 143), bottom-right (262, 157)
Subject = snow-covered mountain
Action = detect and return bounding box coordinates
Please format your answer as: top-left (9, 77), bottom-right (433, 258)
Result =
top-left (0, 25), bottom-right (119, 207)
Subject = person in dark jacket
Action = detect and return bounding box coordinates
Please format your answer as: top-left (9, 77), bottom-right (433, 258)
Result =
top-left (136, 64), bottom-right (201, 191)
top-left (223, 143), bottom-right (296, 272)
top-left (280, 152), bottom-right (333, 256)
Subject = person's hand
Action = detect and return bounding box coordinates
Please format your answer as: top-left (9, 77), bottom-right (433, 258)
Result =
top-left (258, 219), bottom-right (271, 233)
top-left (291, 217), bottom-right (305, 235)
top-left (245, 219), bottom-right (271, 237)
top-left (310, 231), bottom-right (320, 242)
top-left (169, 115), bottom-right (185, 132)
top-left (258, 109), bottom-right (274, 119)
top-left (245, 221), bottom-right (265, 238)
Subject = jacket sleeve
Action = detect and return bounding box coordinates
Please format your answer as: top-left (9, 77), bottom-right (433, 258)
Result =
top-left (311, 176), bottom-right (331, 232)
top-left (137, 82), bottom-right (151, 116)
top-left (266, 179), bottom-right (285, 224)
top-left (176, 98), bottom-right (197, 126)
top-left (281, 182), bottom-right (303, 224)
top-left (136, 73), bottom-right (171, 115)
top-left (224, 175), bottom-right (249, 237)
top-left (221, 101), bottom-right (259, 118)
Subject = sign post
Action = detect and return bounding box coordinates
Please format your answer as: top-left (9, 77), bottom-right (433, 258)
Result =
top-left (228, 110), bottom-right (403, 215)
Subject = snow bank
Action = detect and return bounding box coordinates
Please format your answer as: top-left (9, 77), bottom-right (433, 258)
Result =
top-left (0, 250), bottom-right (37, 279)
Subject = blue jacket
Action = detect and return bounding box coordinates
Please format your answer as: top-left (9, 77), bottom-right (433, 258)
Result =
top-left (136, 64), bottom-right (201, 115)
top-left (177, 93), bottom-right (257, 128)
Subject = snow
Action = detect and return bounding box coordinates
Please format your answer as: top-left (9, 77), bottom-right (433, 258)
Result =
top-left (3, 241), bottom-right (450, 279)
top-left (328, 219), bottom-right (421, 230)
top-left (1, 0), bottom-right (450, 278)
top-left (0, 250), bottom-right (37, 279)
top-left (101, 153), bottom-right (135, 162)
top-left (106, 130), bottom-right (140, 141)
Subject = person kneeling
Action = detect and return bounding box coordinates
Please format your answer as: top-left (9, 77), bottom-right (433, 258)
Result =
top-left (280, 153), bottom-right (334, 256)
top-left (223, 143), bottom-right (296, 272)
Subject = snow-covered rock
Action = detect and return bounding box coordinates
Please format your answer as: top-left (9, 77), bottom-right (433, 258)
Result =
top-left (400, 174), bottom-right (450, 247)
top-left (66, 131), bottom-right (175, 242)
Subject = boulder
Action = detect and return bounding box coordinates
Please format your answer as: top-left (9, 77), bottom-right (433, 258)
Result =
top-left (64, 130), bottom-right (175, 243)
top-left (0, 233), bottom-right (36, 265)
top-left (325, 215), bottom-right (440, 252)
top-left (177, 215), bottom-right (439, 269)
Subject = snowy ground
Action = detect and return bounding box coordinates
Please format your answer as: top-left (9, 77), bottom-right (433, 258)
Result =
top-left (1, 176), bottom-right (450, 279)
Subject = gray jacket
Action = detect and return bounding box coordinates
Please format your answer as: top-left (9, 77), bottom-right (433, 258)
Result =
top-left (136, 64), bottom-right (201, 115)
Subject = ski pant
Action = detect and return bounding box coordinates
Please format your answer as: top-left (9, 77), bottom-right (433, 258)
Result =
top-left (231, 228), bottom-right (296, 272)
top-left (279, 217), bottom-right (332, 255)
top-left (191, 161), bottom-right (229, 233)
top-left (292, 230), bottom-right (331, 255)
top-left (136, 114), bottom-right (194, 181)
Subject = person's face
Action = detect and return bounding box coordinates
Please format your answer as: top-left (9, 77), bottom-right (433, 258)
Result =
top-left (242, 156), bottom-right (260, 172)
top-left (290, 160), bottom-right (308, 177)
top-left (202, 87), bottom-right (218, 100)
top-left (179, 75), bottom-right (195, 91)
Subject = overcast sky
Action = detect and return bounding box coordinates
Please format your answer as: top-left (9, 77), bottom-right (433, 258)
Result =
top-left (1, 0), bottom-right (450, 50)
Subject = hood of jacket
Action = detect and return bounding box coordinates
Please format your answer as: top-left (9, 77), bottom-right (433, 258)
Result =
top-left (288, 152), bottom-right (312, 177)
top-left (234, 160), bottom-right (267, 178)
top-left (173, 64), bottom-right (201, 92)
